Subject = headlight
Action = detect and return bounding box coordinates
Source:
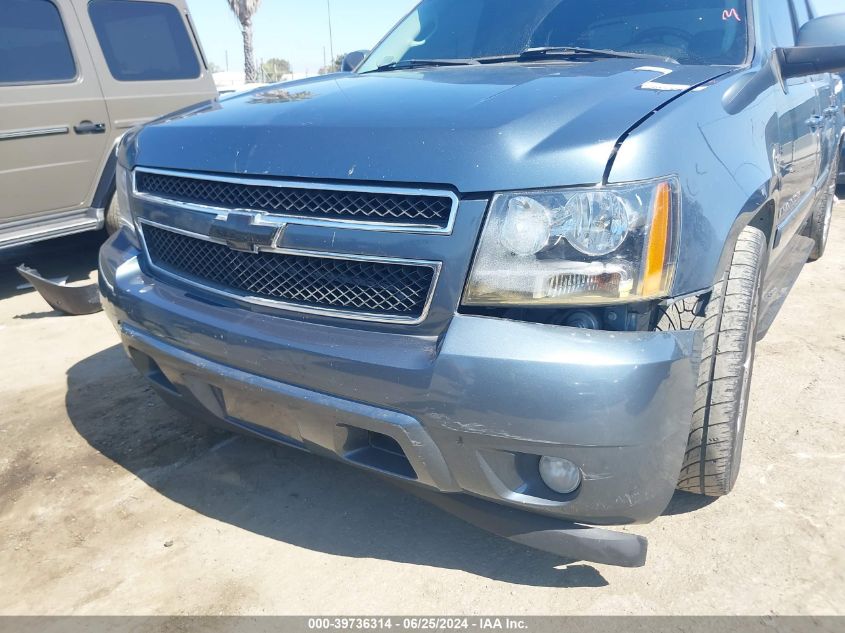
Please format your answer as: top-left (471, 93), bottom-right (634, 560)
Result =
top-left (115, 162), bottom-right (139, 244)
top-left (463, 177), bottom-right (680, 307)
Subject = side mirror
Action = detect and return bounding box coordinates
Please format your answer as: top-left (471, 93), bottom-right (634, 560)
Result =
top-left (778, 13), bottom-right (845, 80)
top-left (341, 50), bottom-right (369, 73)
top-left (723, 13), bottom-right (845, 115)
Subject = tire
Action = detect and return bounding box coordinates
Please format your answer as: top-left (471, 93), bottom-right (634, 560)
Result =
top-left (657, 226), bottom-right (767, 496)
top-left (104, 194), bottom-right (121, 236)
top-left (808, 163), bottom-right (837, 262)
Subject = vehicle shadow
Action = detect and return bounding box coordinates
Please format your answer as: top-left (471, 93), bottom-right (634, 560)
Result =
top-left (662, 490), bottom-right (717, 515)
top-left (66, 344), bottom-right (613, 588)
top-left (14, 310), bottom-right (63, 320)
top-left (0, 231), bottom-right (103, 302)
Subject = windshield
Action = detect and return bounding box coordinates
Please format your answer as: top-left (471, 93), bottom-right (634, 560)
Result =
top-left (359, 0), bottom-right (749, 72)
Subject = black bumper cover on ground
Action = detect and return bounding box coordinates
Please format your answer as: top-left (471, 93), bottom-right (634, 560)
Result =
top-left (16, 265), bottom-right (102, 316)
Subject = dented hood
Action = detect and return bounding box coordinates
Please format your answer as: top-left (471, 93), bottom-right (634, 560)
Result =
top-left (131, 60), bottom-right (726, 193)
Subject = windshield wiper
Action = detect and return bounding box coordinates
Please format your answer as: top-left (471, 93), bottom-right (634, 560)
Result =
top-left (363, 47), bottom-right (677, 74)
top-left (479, 46), bottom-right (678, 65)
top-left (364, 58), bottom-right (480, 73)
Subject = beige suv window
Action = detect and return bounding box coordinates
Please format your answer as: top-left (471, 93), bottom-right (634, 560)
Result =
top-left (0, 0), bottom-right (76, 85)
top-left (88, 0), bottom-right (201, 82)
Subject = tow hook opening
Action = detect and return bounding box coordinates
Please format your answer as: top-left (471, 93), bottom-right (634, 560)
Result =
top-left (341, 427), bottom-right (418, 480)
top-left (127, 347), bottom-right (180, 396)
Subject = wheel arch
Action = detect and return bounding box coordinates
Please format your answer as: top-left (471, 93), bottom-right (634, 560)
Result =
top-left (708, 188), bottom-right (776, 293)
top-left (91, 146), bottom-right (118, 213)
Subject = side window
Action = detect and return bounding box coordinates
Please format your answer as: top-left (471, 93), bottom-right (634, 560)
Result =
top-left (790, 0), bottom-right (811, 27)
top-left (763, 0), bottom-right (797, 50)
top-left (0, 0), bottom-right (76, 85)
top-left (809, 0), bottom-right (844, 17)
top-left (88, 0), bottom-right (201, 82)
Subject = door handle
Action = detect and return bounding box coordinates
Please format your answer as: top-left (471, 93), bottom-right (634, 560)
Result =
top-left (74, 121), bottom-right (106, 135)
top-left (805, 115), bottom-right (824, 130)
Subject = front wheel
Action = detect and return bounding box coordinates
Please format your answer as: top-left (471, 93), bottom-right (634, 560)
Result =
top-left (104, 194), bottom-right (120, 236)
top-left (808, 178), bottom-right (835, 262)
top-left (657, 226), bottom-right (767, 496)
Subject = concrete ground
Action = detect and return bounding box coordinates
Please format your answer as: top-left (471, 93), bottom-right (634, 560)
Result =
top-left (1, 202), bottom-right (844, 615)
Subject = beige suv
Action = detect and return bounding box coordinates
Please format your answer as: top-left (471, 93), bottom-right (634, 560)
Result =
top-left (0, 0), bottom-right (217, 249)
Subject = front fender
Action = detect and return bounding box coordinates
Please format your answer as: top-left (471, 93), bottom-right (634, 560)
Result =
top-left (609, 71), bottom-right (779, 295)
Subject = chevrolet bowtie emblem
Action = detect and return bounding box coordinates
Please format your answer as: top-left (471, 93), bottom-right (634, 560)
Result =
top-left (208, 212), bottom-right (285, 253)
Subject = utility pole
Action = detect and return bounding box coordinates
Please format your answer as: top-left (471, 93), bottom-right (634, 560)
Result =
top-left (327, 0), bottom-right (335, 67)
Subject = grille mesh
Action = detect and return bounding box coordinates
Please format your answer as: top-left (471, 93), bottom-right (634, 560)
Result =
top-left (143, 225), bottom-right (436, 319)
top-left (135, 171), bottom-right (453, 228)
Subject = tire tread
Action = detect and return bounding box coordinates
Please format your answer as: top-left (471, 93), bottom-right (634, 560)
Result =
top-left (657, 226), bottom-right (766, 496)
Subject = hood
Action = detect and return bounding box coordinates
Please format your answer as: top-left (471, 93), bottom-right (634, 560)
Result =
top-left (131, 60), bottom-right (727, 193)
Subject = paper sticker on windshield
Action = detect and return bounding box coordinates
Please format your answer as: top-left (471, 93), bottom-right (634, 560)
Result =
top-left (722, 8), bottom-right (742, 22)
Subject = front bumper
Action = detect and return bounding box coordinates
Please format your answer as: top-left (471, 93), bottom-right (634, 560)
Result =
top-left (100, 233), bottom-right (701, 560)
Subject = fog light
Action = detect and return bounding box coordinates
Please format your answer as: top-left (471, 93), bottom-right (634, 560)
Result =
top-left (539, 456), bottom-right (582, 494)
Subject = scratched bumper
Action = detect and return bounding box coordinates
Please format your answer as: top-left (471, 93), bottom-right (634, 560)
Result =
top-left (99, 232), bottom-right (701, 526)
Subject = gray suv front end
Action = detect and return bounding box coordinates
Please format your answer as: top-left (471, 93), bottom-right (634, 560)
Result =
top-left (99, 0), bottom-right (845, 566)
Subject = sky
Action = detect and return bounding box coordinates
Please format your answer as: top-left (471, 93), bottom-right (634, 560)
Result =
top-left (187, 0), bottom-right (417, 76)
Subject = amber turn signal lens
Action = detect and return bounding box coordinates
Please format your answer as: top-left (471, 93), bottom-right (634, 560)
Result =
top-left (641, 181), bottom-right (672, 297)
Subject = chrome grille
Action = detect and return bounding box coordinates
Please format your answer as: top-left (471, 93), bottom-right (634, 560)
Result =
top-left (135, 170), bottom-right (454, 229)
top-left (142, 225), bottom-right (437, 321)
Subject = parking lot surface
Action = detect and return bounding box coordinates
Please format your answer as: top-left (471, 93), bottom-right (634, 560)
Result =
top-left (1, 205), bottom-right (844, 615)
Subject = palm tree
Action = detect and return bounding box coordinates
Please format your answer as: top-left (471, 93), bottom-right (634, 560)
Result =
top-left (226, 0), bottom-right (263, 83)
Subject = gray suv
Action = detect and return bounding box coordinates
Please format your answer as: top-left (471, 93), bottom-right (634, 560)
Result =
top-left (99, 0), bottom-right (845, 567)
top-left (0, 0), bottom-right (216, 249)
